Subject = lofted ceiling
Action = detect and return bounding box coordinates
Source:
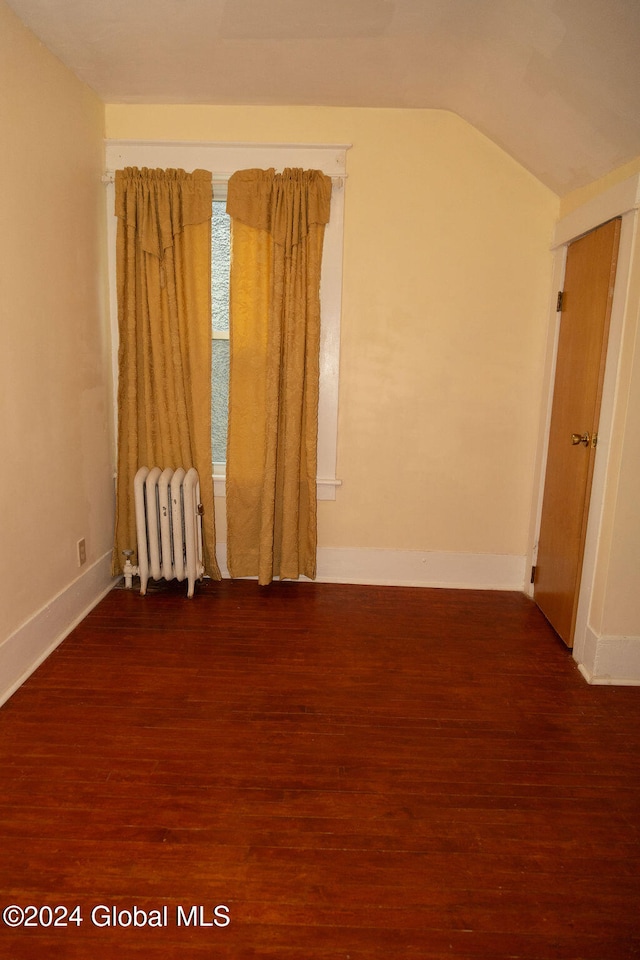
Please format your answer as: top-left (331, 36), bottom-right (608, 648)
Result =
top-left (6, 0), bottom-right (640, 195)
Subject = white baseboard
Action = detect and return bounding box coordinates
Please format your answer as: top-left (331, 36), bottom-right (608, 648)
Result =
top-left (214, 544), bottom-right (526, 590)
top-left (0, 552), bottom-right (116, 708)
top-left (576, 626), bottom-right (640, 685)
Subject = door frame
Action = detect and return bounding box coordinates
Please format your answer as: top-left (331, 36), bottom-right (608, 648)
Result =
top-left (527, 173), bottom-right (640, 678)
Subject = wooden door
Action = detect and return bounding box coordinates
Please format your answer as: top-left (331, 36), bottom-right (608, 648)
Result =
top-left (534, 217), bottom-right (621, 647)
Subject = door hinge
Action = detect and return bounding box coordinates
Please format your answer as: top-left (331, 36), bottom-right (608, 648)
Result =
top-left (556, 291), bottom-right (564, 312)
top-left (530, 565), bottom-right (536, 584)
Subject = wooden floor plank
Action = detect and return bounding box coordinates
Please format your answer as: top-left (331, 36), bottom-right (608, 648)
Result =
top-left (1, 580), bottom-right (639, 958)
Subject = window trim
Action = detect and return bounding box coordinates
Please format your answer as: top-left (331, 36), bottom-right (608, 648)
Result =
top-left (105, 140), bottom-right (349, 501)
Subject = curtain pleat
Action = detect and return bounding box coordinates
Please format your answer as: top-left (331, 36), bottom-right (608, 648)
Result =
top-left (226, 168), bottom-right (332, 584)
top-left (112, 167), bottom-right (220, 580)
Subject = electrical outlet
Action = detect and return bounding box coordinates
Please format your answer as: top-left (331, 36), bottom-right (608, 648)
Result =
top-left (77, 538), bottom-right (87, 566)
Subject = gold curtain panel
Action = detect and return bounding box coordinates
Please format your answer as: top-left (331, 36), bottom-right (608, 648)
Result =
top-left (112, 167), bottom-right (220, 580)
top-left (226, 167), bottom-right (332, 584)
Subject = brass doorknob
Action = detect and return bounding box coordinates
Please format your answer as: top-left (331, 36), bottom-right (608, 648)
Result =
top-left (571, 432), bottom-right (590, 446)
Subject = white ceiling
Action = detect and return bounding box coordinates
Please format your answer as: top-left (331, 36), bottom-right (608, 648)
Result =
top-left (7, 0), bottom-right (640, 195)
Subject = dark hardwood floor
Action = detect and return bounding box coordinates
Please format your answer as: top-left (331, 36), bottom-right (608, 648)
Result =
top-left (0, 580), bottom-right (639, 959)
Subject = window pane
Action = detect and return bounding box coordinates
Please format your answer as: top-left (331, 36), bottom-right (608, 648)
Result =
top-left (211, 200), bottom-right (230, 333)
top-left (211, 199), bottom-right (230, 464)
top-left (211, 339), bottom-right (229, 464)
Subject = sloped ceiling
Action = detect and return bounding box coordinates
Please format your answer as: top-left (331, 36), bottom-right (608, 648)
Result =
top-left (6, 0), bottom-right (640, 195)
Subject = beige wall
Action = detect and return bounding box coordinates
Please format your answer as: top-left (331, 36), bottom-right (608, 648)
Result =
top-left (106, 104), bottom-right (559, 561)
top-left (600, 293), bottom-right (640, 638)
top-left (0, 0), bottom-right (113, 643)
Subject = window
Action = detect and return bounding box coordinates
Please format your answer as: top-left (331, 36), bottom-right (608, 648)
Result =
top-left (105, 140), bottom-right (348, 501)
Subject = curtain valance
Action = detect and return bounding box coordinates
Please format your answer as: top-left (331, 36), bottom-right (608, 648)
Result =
top-left (115, 167), bottom-right (213, 259)
top-left (227, 168), bottom-right (332, 252)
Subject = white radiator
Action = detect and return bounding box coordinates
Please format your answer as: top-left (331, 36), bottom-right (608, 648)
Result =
top-left (133, 466), bottom-right (204, 598)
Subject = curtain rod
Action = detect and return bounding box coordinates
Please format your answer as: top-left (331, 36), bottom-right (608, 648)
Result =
top-left (101, 171), bottom-right (346, 186)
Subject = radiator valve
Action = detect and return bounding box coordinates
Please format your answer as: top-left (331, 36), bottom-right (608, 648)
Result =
top-left (122, 549), bottom-right (137, 589)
